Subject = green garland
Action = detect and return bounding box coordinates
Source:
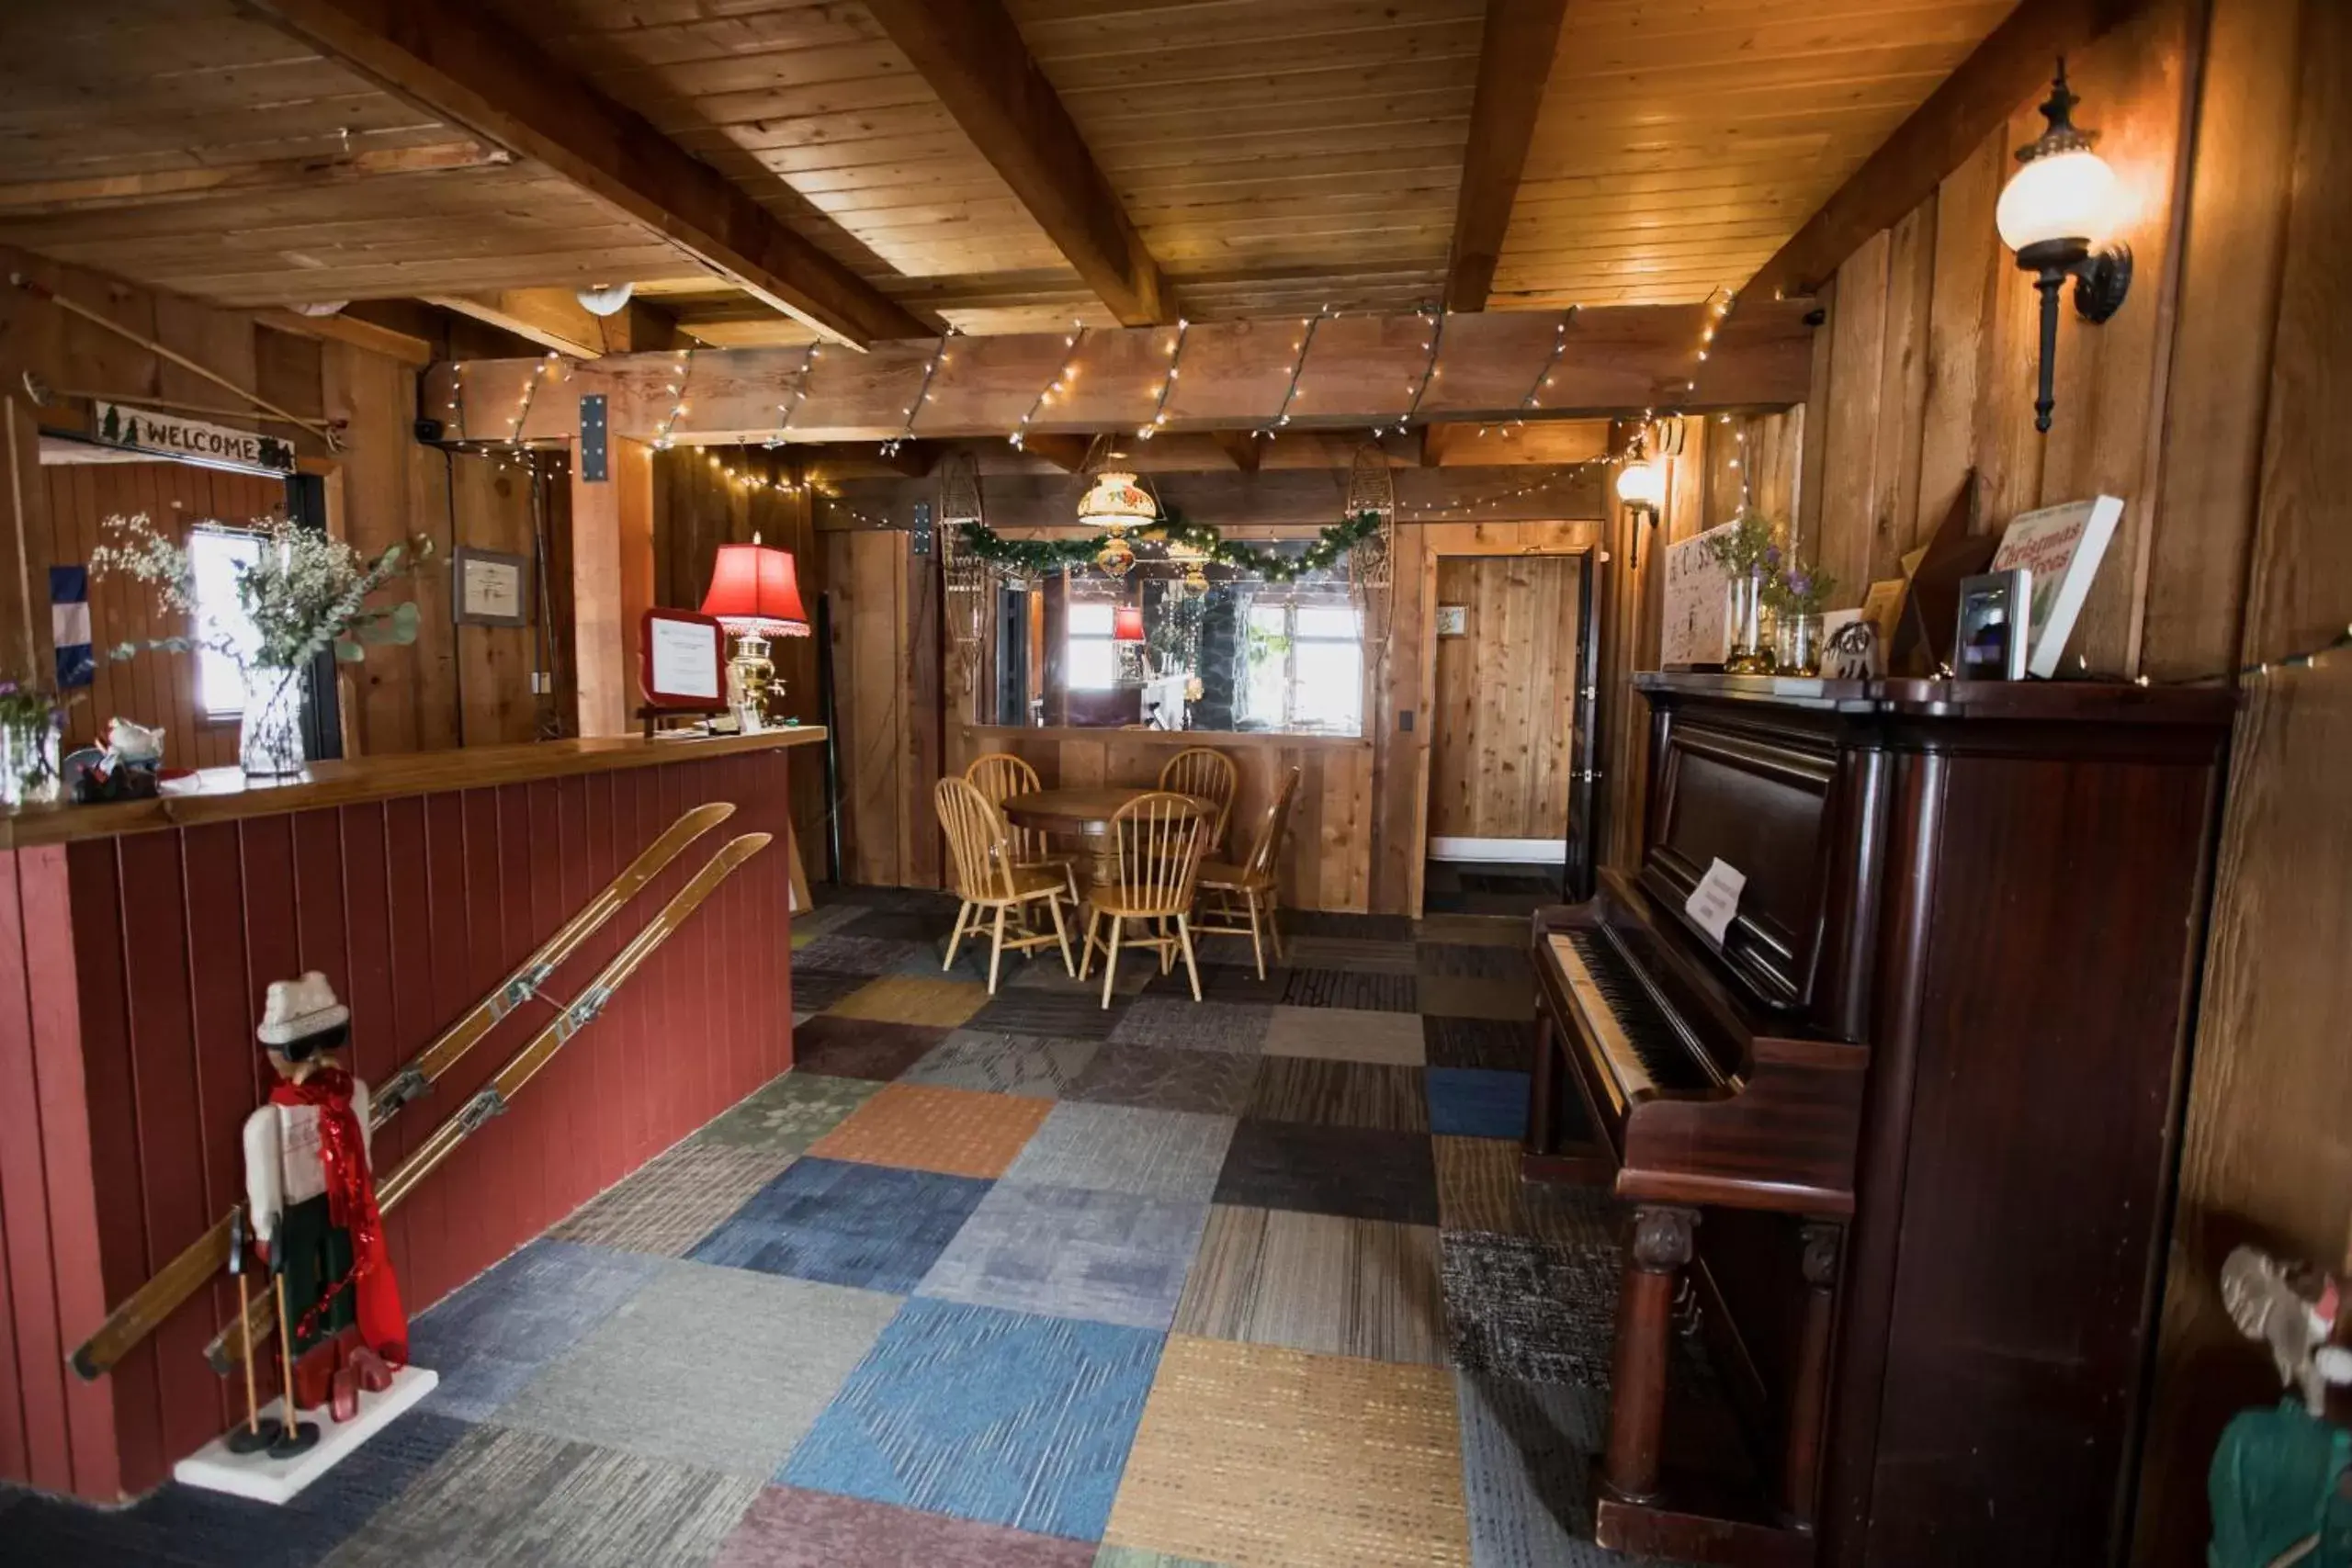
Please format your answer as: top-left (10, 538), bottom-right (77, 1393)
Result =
top-left (957, 509), bottom-right (1383, 583)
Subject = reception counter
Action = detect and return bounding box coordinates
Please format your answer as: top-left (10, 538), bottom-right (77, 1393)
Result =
top-left (0, 728), bottom-right (822, 1500)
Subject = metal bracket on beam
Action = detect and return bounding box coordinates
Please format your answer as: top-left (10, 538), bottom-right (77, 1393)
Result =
top-left (580, 393), bottom-right (608, 481)
top-left (910, 500), bottom-right (933, 557)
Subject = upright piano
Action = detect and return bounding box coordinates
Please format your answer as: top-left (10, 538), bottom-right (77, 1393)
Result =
top-left (1527, 673), bottom-right (2233, 1568)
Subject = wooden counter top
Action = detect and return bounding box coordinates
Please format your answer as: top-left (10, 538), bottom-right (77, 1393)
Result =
top-left (0, 727), bottom-right (827, 850)
top-left (960, 724), bottom-right (1372, 750)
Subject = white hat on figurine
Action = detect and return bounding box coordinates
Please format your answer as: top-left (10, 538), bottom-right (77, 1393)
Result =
top-left (256, 971), bottom-right (350, 1046)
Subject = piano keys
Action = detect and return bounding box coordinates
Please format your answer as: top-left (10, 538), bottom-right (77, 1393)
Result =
top-left (1525, 673), bottom-right (2233, 1568)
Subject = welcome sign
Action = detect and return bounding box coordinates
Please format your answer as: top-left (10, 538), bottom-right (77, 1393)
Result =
top-left (93, 401), bottom-right (296, 476)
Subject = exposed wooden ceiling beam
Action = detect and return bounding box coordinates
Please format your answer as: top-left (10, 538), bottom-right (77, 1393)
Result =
top-left (0, 141), bottom-right (510, 219)
top-left (423, 288), bottom-right (681, 359)
top-left (1022, 434), bottom-right (1095, 474)
top-left (862, 0), bottom-right (1175, 327)
top-left (255, 307), bottom-right (433, 368)
top-left (241, 0), bottom-right (929, 349)
top-left (1740, 0), bottom-right (2157, 305)
top-left (1443, 0), bottom-right (1572, 312)
top-left (426, 305), bottom-right (1814, 446)
top-left (874, 441), bottom-right (941, 479)
top-left (1210, 430), bottom-right (1265, 474)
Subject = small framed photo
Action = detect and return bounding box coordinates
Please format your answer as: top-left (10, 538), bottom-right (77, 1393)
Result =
top-left (1435, 604), bottom-right (1468, 637)
top-left (452, 547), bottom-right (530, 626)
top-left (1954, 568), bottom-right (2031, 681)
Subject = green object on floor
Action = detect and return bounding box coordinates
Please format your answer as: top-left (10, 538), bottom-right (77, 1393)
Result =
top-left (2209, 1401), bottom-right (2352, 1568)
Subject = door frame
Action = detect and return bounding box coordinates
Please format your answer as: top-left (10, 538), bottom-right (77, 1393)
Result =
top-left (1407, 526), bottom-right (1603, 917)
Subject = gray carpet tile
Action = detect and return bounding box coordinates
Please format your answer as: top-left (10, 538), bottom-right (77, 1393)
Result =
top-left (1279, 967), bottom-right (1419, 1012)
top-left (1416, 973), bottom-right (1534, 1023)
top-left (496, 1261), bottom-right (902, 1481)
top-left (794, 931), bottom-right (932, 976)
top-left (1009, 949), bottom-right (1153, 994)
top-left (900, 1030), bottom-right (1100, 1099)
top-left (1139, 960), bottom-right (1291, 1003)
top-left (1065, 1045), bottom-right (1261, 1116)
top-left (789, 902), bottom-right (865, 937)
top-left (1453, 1374), bottom-right (1628, 1568)
top-left (1002, 1102), bottom-right (1238, 1202)
top-left (715, 1485), bottom-right (1099, 1568)
top-left (1213, 1120), bottom-right (1439, 1226)
top-left (967, 987), bottom-right (1134, 1041)
top-left (548, 1140), bottom-right (798, 1258)
top-left (1415, 914), bottom-right (1528, 948)
top-left (1107, 998), bottom-right (1272, 1054)
top-left (1422, 1015), bottom-right (1534, 1072)
top-left (1261, 1004), bottom-right (1427, 1065)
top-left (686, 1156), bottom-right (992, 1295)
top-left (1283, 910), bottom-right (1416, 942)
top-left (1418, 942), bottom-right (1532, 983)
top-left (787, 967), bottom-right (876, 1012)
top-left (0, 1410), bottom-right (468, 1568)
top-left (410, 1240), bottom-right (662, 1422)
top-left (789, 1016), bottom-right (953, 1080)
top-left (1440, 1233), bottom-right (1621, 1389)
top-left (1094, 1550), bottom-right (1227, 1568)
top-left (1173, 1204), bottom-right (1448, 1367)
top-left (1279, 934), bottom-right (1421, 975)
top-left (692, 1071), bottom-right (885, 1155)
top-left (319, 1424), bottom-right (760, 1568)
top-left (917, 1181), bottom-right (1211, 1330)
top-left (840, 906), bottom-right (964, 943)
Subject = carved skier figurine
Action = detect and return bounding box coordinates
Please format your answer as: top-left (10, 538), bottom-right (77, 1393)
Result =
top-left (243, 973), bottom-right (406, 1423)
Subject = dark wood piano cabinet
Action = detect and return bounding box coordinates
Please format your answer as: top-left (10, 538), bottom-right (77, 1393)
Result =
top-left (1526, 674), bottom-right (2233, 1568)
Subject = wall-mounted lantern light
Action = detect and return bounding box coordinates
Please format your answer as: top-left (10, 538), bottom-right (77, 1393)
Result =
top-left (1996, 59), bottom-right (2132, 433)
top-left (1615, 429), bottom-right (1666, 566)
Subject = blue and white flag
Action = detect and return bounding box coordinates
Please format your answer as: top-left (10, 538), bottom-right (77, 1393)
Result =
top-left (50, 566), bottom-right (94, 689)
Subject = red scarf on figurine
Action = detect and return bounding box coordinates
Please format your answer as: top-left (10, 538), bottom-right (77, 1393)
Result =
top-left (269, 1067), bottom-right (408, 1366)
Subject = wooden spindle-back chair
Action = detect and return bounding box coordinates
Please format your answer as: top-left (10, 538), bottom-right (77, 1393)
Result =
top-left (1158, 747), bottom-right (1238, 855)
top-left (1078, 790), bottom-right (1211, 1006)
top-left (934, 776), bottom-right (1075, 993)
top-left (1192, 766), bottom-right (1301, 979)
top-left (966, 750), bottom-right (1079, 899)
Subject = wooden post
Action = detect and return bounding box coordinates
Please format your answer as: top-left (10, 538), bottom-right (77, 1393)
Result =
top-left (1602, 1204), bottom-right (1697, 1503)
top-left (1039, 570), bottom-right (1069, 728)
top-left (1782, 1221), bottom-right (1842, 1529)
top-left (570, 434), bottom-right (652, 737)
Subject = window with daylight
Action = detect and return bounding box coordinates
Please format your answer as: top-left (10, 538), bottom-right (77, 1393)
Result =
top-left (1243, 597), bottom-right (1363, 734)
top-left (1066, 599), bottom-right (1118, 691)
top-left (188, 526), bottom-right (264, 720)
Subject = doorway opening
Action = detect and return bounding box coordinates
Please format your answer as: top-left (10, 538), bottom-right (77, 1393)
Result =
top-left (1422, 552), bottom-right (1589, 918)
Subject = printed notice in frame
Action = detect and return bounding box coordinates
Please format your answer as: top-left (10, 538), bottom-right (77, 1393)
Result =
top-left (1684, 858), bottom-right (1747, 946)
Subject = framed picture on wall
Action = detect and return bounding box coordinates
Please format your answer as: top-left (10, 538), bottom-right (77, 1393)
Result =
top-left (452, 547), bottom-right (531, 626)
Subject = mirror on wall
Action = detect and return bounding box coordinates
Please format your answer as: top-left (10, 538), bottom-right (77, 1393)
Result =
top-left (977, 542), bottom-right (1365, 739)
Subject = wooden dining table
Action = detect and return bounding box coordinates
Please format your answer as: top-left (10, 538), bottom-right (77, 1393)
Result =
top-left (1000, 786), bottom-right (1210, 891)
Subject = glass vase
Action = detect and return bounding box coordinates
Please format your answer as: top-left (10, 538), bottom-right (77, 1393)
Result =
top-left (0, 717), bottom-right (62, 808)
top-left (1723, 569), bottom-right (1777, 674)
top-left (1775, 611), bottom-right (1825, 678)
top-left (239, 664), bottom-right (308, 780)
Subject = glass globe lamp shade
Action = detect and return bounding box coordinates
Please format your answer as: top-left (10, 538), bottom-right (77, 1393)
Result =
top-left (1614, 458), bottom-right (1667, 512)
top-left (1996, 147), bottom-right (2119, 254)
top-left (1077, 470), bottom-right (1157, 535)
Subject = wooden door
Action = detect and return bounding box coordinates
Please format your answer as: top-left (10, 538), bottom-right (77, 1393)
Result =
top-left (1428, 555), bottom-right (1583, 849)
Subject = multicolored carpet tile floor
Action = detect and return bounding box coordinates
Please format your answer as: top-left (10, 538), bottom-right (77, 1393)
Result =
top-left (1, 887), bottom-right (1691, 1568)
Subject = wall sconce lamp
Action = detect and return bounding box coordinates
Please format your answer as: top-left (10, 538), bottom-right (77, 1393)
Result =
top-left (1996, 59), bottom-right (2132, 434)
top-left (1615, 432), bottom-right (1666, 567)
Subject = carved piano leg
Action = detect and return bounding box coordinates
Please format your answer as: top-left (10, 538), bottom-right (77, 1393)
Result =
top-left (1602, 1204), bottom-right (1698, 1504)
top-left (1526, 1010), bottom-right (1557, 1156)
top-left (1781, 1221), bottom-right (1843, 1529)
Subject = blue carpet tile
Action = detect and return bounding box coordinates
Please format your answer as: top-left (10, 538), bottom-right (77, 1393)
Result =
top-left (688, 1156), bottom-right (993, 1293)
top-left (781, 1297), bottom-right (1164, 1540)
top-left (410, 1239), bottom-right (662, 1422)
top-left (1426, 1066), bottom-right (1532, 1139)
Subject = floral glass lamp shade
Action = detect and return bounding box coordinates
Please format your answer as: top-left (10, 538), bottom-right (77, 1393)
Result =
top-left (1997, 59), bottom-right (2132, 433)
top-left (699, 537), bottom-right (809, 730)
top-left (1078, 470), bottom-right (1156, 534)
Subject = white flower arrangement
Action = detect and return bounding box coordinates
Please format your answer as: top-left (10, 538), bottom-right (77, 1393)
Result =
top-left (89, 513), bottom-right (432, 674)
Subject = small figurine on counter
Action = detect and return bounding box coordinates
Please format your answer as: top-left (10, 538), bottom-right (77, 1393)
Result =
top-left (242, 972), bottom-right (406, 1426)
top-left (2208, 1246), bottom-right (2352, 1568)
top-left (65, 716), bottom-right (167, 803)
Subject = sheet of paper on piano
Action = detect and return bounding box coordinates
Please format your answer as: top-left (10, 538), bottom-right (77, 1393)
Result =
top-left (1684, 857), bottom-right (1746, 945)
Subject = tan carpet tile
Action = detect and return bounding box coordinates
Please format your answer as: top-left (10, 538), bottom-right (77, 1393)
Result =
top-left (808, 1080), bottom-right (1053, 1179)
top-left (1245, 1057), bottom-right (1430, 1134)
top-left (1105, 1335), bottom-right (1470, 1568)
top-left (1413, 915), bottom-right (1525, 948)
top-left (1432, 1137), bottom-right (1615, 1246)
top-left (548, 1141), bottom-right (797, 1258)
top-left (828, 975), bottom-right (991, 1028)
top-left (1260, 1006), bottom-right (1427, 1066)
top-left (1414, 973), bottom-right (1534, 1023)
top-left (1173, 1204), bottom-right (1446, 1366)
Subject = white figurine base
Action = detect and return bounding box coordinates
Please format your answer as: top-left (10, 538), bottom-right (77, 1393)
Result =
top-left (172, 1364), bottom-right (437, 1505)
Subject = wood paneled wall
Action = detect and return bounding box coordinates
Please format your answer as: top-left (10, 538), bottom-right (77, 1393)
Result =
top-left (1429, 555), bottom-right (1583, 843)
top-left (0, 750), bottom-right (797, 1501)
top-left (40, 459), bottom-right (287, 768)
top-left (0, 247), bottom-right (561, 761)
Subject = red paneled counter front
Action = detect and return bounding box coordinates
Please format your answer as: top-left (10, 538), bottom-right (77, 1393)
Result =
top-left (0, 729), bottom-right (820, 1500)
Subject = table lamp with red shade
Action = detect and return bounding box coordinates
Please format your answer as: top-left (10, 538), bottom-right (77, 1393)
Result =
top-left (699, 536), bottom-right (809, 731)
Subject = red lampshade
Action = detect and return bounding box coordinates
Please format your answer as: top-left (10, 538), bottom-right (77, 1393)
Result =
top-left (1113, 604), bottom-right (1146, 642)
top-left (700, 542), bottom-right (809, 636)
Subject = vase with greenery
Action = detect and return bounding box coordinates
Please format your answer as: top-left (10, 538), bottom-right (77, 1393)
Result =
top-left (1704, 506), bottom-right (1782, 674)
top-left (91, 514), bottom-right (431, 779)
top-left (1766, 561), bottom-right (1838, 677)
top-left (0, 682), bottom-right (66, 808)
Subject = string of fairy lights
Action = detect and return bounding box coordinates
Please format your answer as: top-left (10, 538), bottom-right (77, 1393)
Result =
top-left (1010, 323), bottom-right (1087, 450)
top-left (763, 344), bottom-right (820, 449)
top-left (650, 346), bottom-right (695, 450)
top-left (882, 327), bottom-right (955, 457)
top-left (1255, 307), bottom-right (1330, 439)
top-left (1136, 319), bottom-right (1189, 440)
top-left (1382, 305), bottom-right (1445, 438)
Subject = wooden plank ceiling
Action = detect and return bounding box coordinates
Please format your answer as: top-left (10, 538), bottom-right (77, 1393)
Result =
top-left (0, 0), bottom-right (2018, 343)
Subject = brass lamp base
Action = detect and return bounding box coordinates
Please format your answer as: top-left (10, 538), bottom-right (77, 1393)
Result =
top-left (726, 629), bottom-right (778, 733)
